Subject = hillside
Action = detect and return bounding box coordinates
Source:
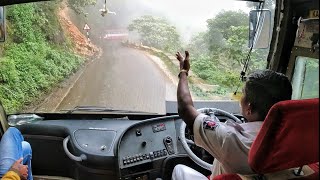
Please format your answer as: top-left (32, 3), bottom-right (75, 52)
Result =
top-left (0, 1), bottom-right (98, 113)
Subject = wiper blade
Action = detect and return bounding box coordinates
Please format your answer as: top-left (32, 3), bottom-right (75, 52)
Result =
top-left (60, 106), bottom-right (153, 114)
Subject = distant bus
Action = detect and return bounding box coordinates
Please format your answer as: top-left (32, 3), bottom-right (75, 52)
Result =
top-left (103, 29), bottom-right (128, 40)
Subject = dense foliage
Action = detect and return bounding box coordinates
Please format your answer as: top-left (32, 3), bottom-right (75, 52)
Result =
top-left (128, 15), bottom-right (182, 53)
top-left (0, 2), bottom-right (84, 113)
top-left (128, 11), bottom-right (268, 97)
top-left (188, 10), bottom-right (268, 95)
top-left (68, 0), bottom-right (96, 14)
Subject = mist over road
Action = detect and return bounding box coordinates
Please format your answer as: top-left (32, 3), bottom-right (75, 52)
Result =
top-left (56, 42), bottom-right (175, 113)
top-left (56, 3), bottom-right (178, 113)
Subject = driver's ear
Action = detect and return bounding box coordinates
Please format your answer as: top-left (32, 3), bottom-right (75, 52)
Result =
top-left (246, 103), bottom-right (252, 116)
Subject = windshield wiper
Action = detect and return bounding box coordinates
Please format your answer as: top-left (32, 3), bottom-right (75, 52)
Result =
top-left (60, 106), bottom-right (154, 114)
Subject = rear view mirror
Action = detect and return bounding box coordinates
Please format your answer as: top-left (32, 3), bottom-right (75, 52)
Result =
top-left (248, 9), bottom-right (271, 49)
top-left (0, 6), bottom-right (5, 42)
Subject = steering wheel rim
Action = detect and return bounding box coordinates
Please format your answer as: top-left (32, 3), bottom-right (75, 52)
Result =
top-left (179, 108), bottom-right (242, 171)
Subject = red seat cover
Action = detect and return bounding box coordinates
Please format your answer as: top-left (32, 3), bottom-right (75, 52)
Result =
top-left (213, 174), bottom-right (242, 180)
top-left (248, 98), bottom-right (319, 173)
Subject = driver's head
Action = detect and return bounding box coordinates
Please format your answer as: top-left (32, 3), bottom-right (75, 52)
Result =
top-left (240, 70), bottom-right (292, 122)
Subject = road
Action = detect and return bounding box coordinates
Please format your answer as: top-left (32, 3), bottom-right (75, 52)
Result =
top-left (55, 41), bottom-right (175, 114)
top-left (33, 2), bottom-right (178, 114)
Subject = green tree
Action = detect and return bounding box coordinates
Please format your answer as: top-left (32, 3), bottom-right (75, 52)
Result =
top-left (128, 15), bottom-right (181, 52)
top-left (67, 0), bottom-right (96, 14)
top-left (186, 10), bottom-right (269, 95)
top-left (0, 2), bottom-right (83, 113)
top-left (225, 26), bottom-right (248, 67)
top-left (205, 10), bottom-right (248, 53)
top-left (187, 32), bottom-right (210, 56)
top-left (207, 10), bottom-right (247, 40)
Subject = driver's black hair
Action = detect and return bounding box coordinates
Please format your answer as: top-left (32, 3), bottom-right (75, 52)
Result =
top-left (244, 70), bottom-right (292, 121)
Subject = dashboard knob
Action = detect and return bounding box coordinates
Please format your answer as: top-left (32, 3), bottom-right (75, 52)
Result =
top-left (142, 141), bottom-right (147, 147)
top-left (100, 145), bottom-right (107, 151)
top-left (136, 129), bottom-right (142, 136)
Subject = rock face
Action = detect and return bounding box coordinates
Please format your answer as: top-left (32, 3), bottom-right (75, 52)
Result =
top-left (58, 1), bottom-right (100, 57)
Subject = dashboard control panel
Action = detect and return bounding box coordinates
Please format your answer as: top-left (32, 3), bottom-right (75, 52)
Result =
top-left (118, 118), bottom-right (177, 169)
top-left (163, 136), bottom-right (175, 155)
top-left (122, 148), bottom-right (168, 166)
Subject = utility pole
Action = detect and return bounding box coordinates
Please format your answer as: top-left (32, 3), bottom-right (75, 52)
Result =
top-left (83, 12), bottom-right (91, 43)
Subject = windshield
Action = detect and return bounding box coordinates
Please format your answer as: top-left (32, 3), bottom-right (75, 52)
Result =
top-left (0, 0), bottom-right (275, 114)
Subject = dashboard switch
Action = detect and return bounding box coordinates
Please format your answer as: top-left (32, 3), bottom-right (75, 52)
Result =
top-left (149, 152), bottom-right (154, 159)
top-left (163, 149), bottom-right (168, 155)
top-left (141, 141), bottom-right (147, 147)
top-left (163, 136), bottom-right (175, 155)
top-left (136, 129), bottom-right (142, 136)
top-left (100, 145), bottom-right (107, 151)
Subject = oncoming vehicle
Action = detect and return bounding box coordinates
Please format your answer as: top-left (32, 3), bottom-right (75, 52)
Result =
top-left (0, 0), bottom-right (318, 180)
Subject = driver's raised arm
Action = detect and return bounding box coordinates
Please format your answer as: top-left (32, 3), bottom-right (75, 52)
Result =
top-left (176, 51), bottom-right (253, 174)
top-left (176, 51), bottom-right (199, 129)
top-left (176, 51), bottom-right (231, 159)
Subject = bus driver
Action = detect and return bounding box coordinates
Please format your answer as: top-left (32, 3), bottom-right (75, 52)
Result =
top-left (172, 51), bottom-right (293, 180)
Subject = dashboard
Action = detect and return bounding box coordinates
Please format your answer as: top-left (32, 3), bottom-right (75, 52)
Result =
top-left (118, 116), bottom-right (180, 179)
top-left (17, 115), bottom-right (186, 180)
top-left (15, 110), bottom-right (241, 180)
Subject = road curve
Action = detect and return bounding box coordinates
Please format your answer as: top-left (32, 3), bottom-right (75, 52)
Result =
top-left (56, 42), bottom-right (175, 114)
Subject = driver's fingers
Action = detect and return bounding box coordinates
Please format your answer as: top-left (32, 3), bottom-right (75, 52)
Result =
top-left (176, 52), bottom-right (183, 61)
top-left (185, 51), bottom-right (189, 61)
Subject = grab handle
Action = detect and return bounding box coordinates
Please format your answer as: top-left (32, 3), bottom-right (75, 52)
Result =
top-left (63, 136), bottom-right (87, 162)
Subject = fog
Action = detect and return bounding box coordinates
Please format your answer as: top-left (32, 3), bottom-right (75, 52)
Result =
top-left (85, 0), bottom-right (250, 43)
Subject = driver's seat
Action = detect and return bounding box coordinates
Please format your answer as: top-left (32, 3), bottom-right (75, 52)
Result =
top-left (213, 98), bottom-right (319, 180)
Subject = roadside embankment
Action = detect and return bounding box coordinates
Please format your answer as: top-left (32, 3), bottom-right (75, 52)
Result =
top-left (19, 2), bottom-right (101, 113)
top-left (121, 41), bottom-right (225, 100)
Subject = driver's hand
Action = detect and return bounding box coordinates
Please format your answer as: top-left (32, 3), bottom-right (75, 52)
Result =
top-left (176, 51), bottom-right (190, 72)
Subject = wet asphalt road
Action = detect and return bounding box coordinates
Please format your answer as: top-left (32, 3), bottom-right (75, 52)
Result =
top-left (54, 3), bottom-right (178, 114)
top-left (56, 42), bottom-right (175, 114)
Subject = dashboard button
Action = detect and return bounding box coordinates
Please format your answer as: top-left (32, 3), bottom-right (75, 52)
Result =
top-left (141, 141), bottom-right (147, 147)
top-left (136, 129), bottom-right (142, 136)
top-left (165, 137), bottom-right (172, 143)
top-left (149, 152), bottom-right (154, 159)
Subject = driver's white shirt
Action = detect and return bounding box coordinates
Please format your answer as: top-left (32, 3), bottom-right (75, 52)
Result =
top-left (193, 114), bottom-right (263, 179)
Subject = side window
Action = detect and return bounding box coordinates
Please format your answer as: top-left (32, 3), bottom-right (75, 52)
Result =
top-left (291, 56), bottom-right (319, 99)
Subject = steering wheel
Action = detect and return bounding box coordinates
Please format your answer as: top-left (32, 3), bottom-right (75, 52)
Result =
top-left (179, 108), bottom-right (242, 171)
